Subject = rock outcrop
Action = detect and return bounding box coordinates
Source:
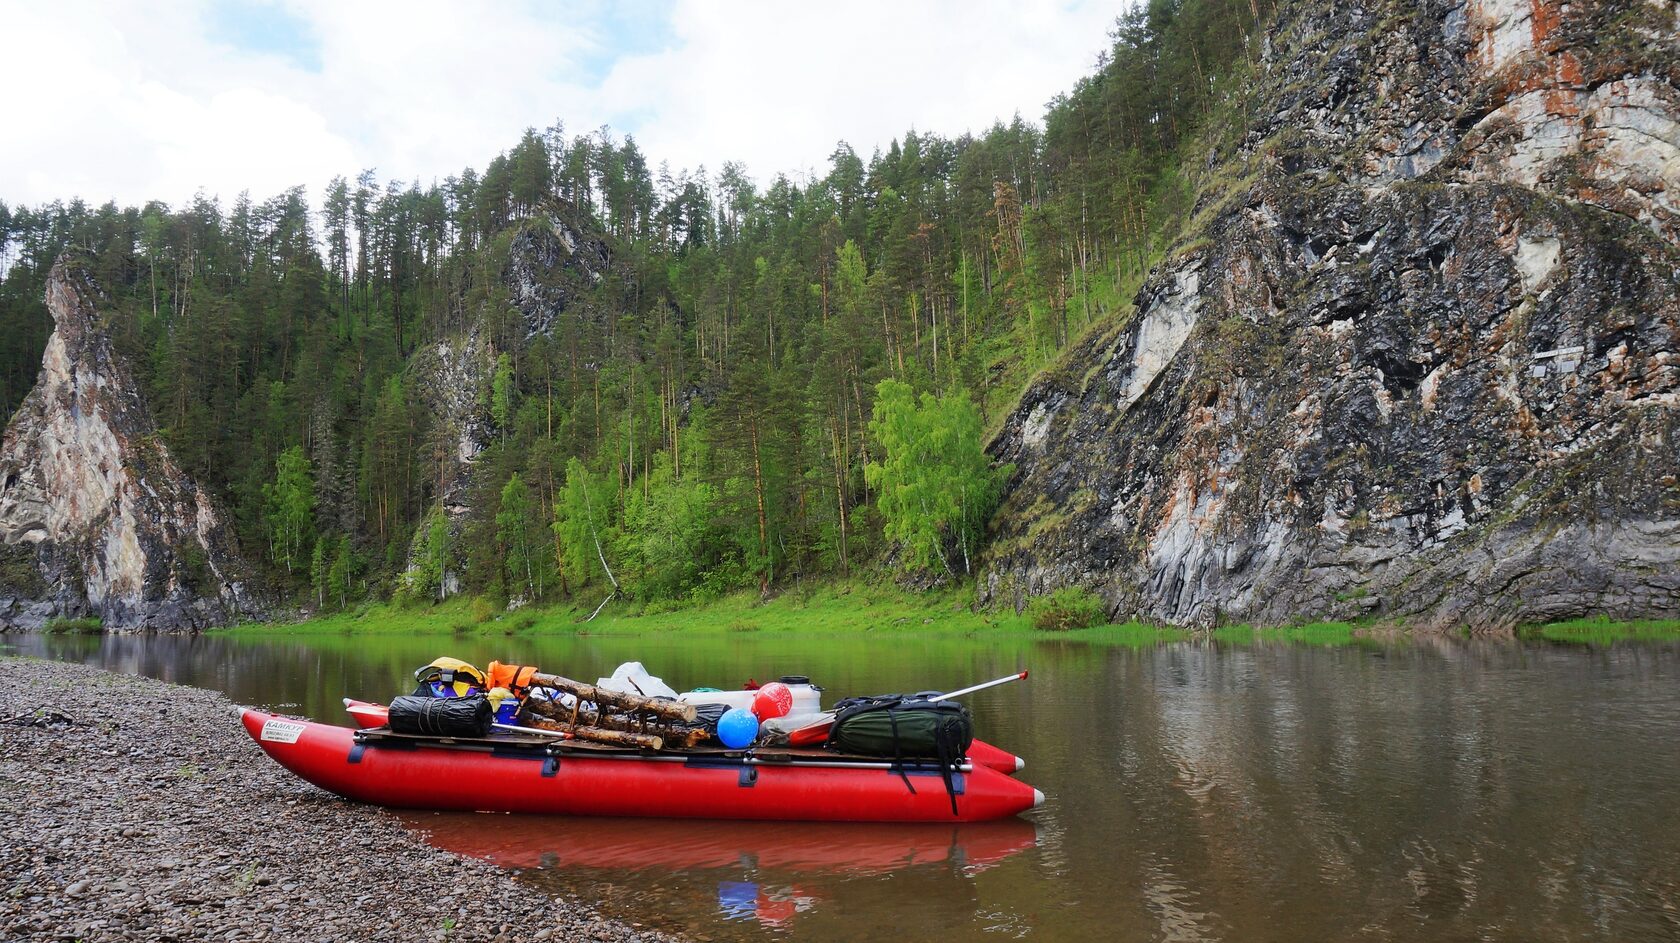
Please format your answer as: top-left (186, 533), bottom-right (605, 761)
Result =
top-left (400, 204), bottom-right (612, 591)
top-left (0, 258), bottom-right (261, 630)
top-left (407, 206), bottom-right (611, 518)
top-left (984, 0), bottom-right (1680, 630)
top-left (506, 208), bottom-right (611, 339)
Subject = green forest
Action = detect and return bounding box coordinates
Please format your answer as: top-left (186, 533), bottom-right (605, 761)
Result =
top-left (0, 0), bottom-right (1267, 614)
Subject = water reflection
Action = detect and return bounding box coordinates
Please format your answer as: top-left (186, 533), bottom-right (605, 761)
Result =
top-left (403, 813), bottom-right (1037, 933)
top-left (8, 630), bottom-right (1680, 941)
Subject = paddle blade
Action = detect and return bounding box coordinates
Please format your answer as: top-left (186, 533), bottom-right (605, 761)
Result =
top-left (787, 712), bottom-right (836, 746)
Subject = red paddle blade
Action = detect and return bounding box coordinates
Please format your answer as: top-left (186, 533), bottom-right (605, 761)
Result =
top-left (787, 715), bottom-right (835, 746)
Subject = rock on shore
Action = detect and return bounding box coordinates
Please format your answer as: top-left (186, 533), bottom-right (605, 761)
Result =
top-left (0, 657), bottom-right (681, 943)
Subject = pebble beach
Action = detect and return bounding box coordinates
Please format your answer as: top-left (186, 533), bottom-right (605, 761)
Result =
top-left (0, 657), bottom-right (683, 943)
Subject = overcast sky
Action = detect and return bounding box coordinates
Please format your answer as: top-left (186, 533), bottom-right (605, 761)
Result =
top-left (4, 0), bottom-right (1125, 211)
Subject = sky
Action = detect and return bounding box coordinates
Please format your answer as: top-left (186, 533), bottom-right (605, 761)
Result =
top-left (3, 0), bottom-right (1125, 212)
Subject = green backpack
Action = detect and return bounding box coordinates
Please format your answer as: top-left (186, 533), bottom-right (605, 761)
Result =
top-left (827, 693), bottom-right (974, 815)
top-left (827, 693), bottom-right (974, 760)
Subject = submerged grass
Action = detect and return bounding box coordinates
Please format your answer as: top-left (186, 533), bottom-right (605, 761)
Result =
top-left (1525, 617), bottom-right (1680, 645)
top-left (1054, 622), bottom-right (1193, 647)
top-left (1209, 622), bottom-right (1362, 646)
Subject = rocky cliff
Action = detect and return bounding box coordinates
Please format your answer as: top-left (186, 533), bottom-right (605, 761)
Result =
top-left (984, 0), bottom-right (1680, 629)
top-left (402, 204), bottom-right (613, 589)
top-left (0, 259), bottom-right (260, 630)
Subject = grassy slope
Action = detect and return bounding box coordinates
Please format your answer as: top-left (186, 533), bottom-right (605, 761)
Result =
top-left (230, 582), bottom-right (1189, 646)
top-left (233, 588), bottom-right (1680, 648)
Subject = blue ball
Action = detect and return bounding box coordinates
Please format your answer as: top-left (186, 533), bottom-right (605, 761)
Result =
top-left (717, 708), bottom-right (759, 749)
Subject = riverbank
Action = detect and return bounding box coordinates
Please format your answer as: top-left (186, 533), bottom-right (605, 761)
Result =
top-left (0, 657), bottom-right (682, 943)
top-left (246, 582), bottom-right (1042, 638)
top-left (219, 582), bottom-right (1680, 647)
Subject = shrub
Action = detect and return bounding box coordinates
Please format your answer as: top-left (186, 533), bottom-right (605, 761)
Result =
top-left (1027, 587), bottom-right (1106, 631)
top-left (45, 617), bottom-right (104, 635)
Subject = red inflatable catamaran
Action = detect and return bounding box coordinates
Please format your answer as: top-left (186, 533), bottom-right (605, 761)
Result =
top-left (240, 707), bottom-right (1043, 823)
top-left (340, 698), bottom-right (1027, 773)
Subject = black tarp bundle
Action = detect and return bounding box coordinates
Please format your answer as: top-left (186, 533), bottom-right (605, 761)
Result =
top-left (387, 694), bottom-right (493, 737)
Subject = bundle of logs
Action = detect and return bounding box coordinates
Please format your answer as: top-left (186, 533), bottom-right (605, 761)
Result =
top-left (518, 672), bottom-right (708, 751)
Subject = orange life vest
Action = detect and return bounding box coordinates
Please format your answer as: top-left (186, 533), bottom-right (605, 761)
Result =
top-left (485, 661), bottom-right (540, 697)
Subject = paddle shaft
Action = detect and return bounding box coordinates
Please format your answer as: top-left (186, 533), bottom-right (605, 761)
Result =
top-left (932, 670), bottom-right (1029, 702)
top-left (493, 722), bottom-right (572, 739)
top-left (787, 670), bottom-right (1029, 745)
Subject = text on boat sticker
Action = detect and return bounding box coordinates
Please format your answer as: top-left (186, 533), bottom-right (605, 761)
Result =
top-left (261, 718), bottom-right (306, 744)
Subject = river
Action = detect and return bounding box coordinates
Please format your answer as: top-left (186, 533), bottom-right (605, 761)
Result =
top-left (7, 630), bottom-right (1678, 941)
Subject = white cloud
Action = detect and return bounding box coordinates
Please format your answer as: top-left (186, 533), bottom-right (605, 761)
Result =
top-left (606, 1), bottom-right (1123, 181)
top-left (2, 0), bottom-right (1124, 211)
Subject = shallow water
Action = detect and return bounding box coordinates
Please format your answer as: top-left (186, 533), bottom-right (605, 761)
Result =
top-left (8, 630), bottom-right (1679, 941)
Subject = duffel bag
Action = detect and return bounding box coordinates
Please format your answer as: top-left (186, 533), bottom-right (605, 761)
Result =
top-left (827, 693), bottom-right (973, 760)
top-left (387, 693), bottom-right (493, 737)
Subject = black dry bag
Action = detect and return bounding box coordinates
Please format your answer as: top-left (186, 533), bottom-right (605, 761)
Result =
top-left (387, 694), bottom-right (493, 737)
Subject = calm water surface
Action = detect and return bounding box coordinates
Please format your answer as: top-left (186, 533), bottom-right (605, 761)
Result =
top-left (8, 630), bottom-right (1679, 941)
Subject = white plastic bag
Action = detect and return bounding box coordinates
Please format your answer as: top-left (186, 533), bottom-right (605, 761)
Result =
top-left (596, 661), bottom-right (678, 700)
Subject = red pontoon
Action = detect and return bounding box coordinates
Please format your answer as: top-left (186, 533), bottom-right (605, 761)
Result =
top-left (241, 709), bottom-right (1042, 823)
top-left (340, 698), bottom-right (1027, 774)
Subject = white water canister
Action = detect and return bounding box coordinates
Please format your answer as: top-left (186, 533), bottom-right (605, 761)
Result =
top-left (680, 676), bottom-right (822, 715)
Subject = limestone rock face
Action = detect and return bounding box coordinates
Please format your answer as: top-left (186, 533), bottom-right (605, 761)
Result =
top-left (507, 210), bottom-right (611, 339)
top-left (984, 0), bottom-right (1680, 630)
top-left (406, 208), bottom-right (611, 520)
top-left (0, 259), bottom-right (261, 630)
top-left (400, 205), bottom-right (613, 591)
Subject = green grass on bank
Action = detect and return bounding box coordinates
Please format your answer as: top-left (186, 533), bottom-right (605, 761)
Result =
top-left (218, 587), bottom-right (1680, 648)
top-left (234, 582), bottom-right (1039, 639)
top-left (43, 616), bottom-right (103, 635)
top-left (1524, 617), bottom-right (1680, 645)
top-left (233, 582), bottom-right (1196, 647)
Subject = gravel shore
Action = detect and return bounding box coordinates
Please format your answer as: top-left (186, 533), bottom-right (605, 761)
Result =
top-left (0, 657), bottom-right (684, 943)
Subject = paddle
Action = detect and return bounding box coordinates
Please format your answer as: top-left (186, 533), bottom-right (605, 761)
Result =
top-left (931, 670), bottom-right (1029, 702)
top-left (785, 670), bottom-right (1030, 746)
top-left (493, 721), bottom-right (573, 739)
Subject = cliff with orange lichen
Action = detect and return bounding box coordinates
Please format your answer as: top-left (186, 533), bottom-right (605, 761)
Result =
top-left (983, 0), bottom-right (1680, 630)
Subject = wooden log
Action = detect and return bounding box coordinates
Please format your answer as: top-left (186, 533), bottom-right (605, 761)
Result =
top-left (658, 727), bottom-right (713, 749)
top-left (524, 715), bottom-right (663, 750)
top-left (528, 672), bottom-right (697, 723)
top-left (527, 698), bottom-right (711, 748)
top-left (527, 694), bottom-right (608, 728)
top-left (574, 726), bottom-right (663, 750)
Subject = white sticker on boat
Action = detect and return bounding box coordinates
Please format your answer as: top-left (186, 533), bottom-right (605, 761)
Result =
top-left (261, 719), bottom-right (306, 744)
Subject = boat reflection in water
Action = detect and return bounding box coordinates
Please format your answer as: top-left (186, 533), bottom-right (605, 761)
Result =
top-left (403, 812), bottom-right (1038, 932)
